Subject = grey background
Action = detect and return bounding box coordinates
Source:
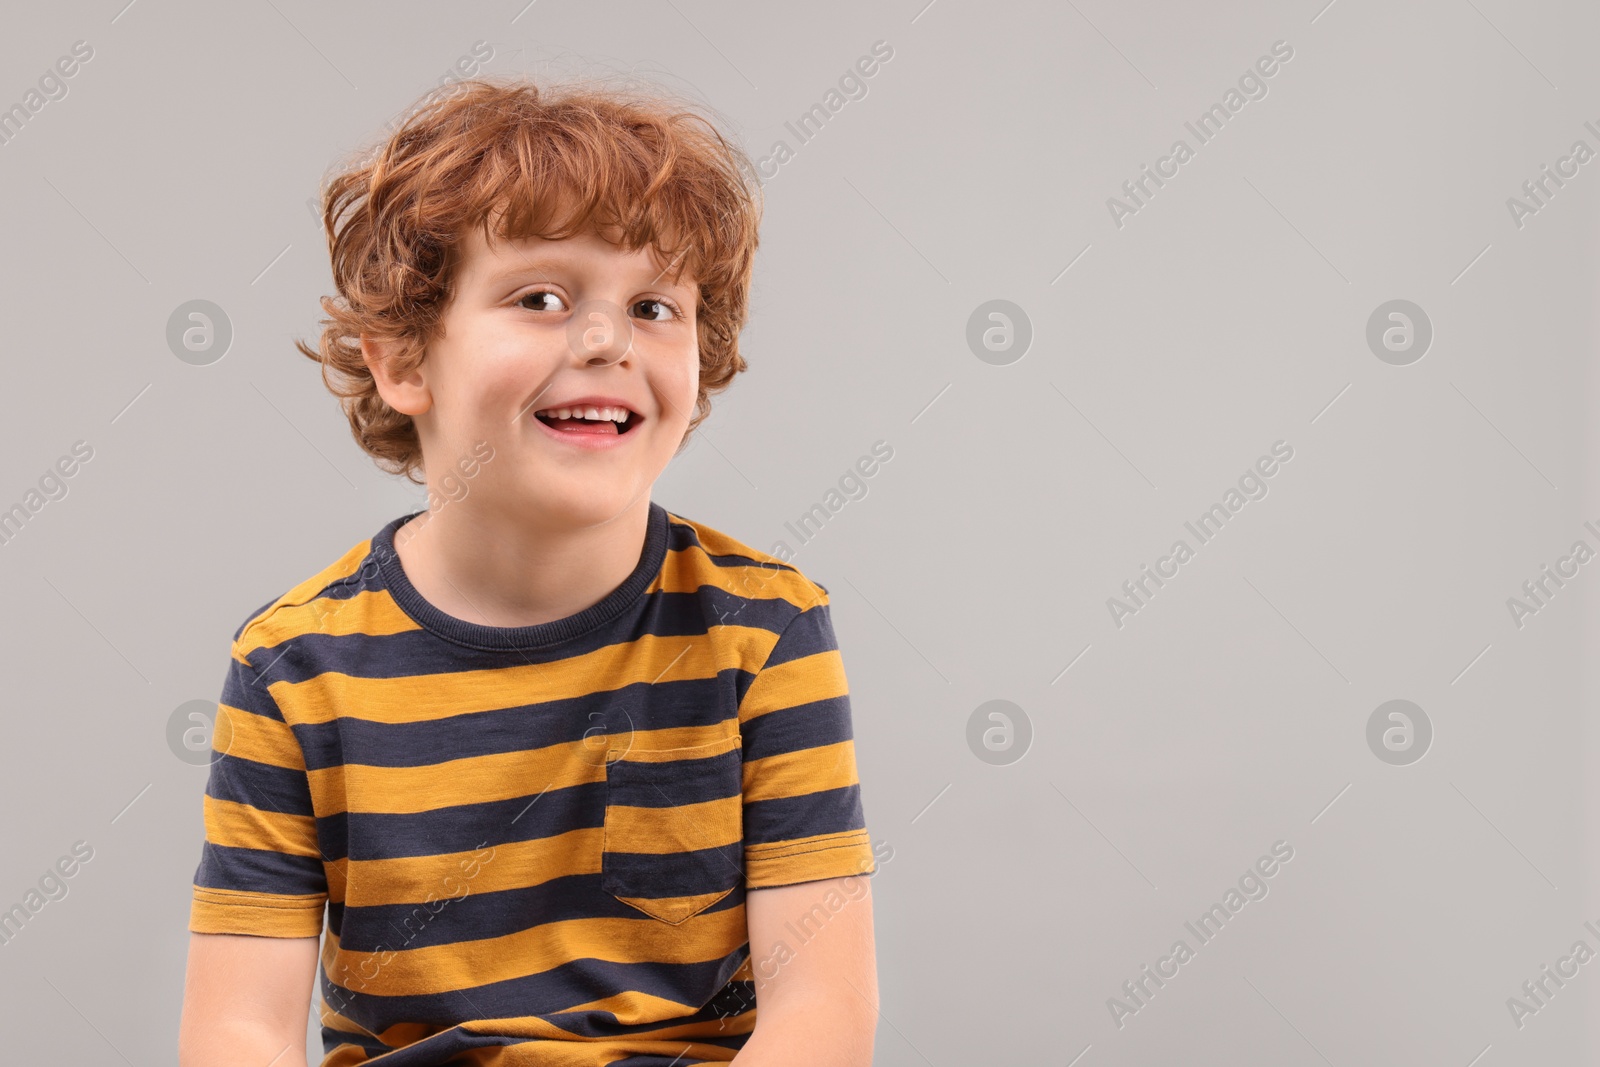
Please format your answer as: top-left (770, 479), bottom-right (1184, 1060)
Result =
top-left (0, 0), bottom-right (1594, 1063)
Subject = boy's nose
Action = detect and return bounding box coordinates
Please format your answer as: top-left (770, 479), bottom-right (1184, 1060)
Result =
top-left (566, 297), bottom-right (634, 367)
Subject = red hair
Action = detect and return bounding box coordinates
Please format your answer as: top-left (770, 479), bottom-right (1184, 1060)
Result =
top-left (295, 75), bottom-right (763, 484)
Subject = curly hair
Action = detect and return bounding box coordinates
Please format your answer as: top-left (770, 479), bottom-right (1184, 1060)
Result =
top-left (294, 74), bottom-right (764, 485)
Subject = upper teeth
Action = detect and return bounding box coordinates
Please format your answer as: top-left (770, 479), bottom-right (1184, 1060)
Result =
top-left (537, 405), bottom-right (630, 423)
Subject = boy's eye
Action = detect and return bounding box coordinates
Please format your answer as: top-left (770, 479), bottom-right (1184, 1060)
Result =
top-left (634, 299), bottom-right (679, 322)
top-left (517, 290), bottom-right (566, 312)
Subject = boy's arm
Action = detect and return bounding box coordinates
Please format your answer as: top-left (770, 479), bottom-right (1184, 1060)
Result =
top-left (734, 876), bottom-right (878, 1065)
top-left (178, 931), bottom-right (319, 1067)
top-left (182, 635), bottom-right (329, 1065)
top-left (731, 589), bottom-right (881, 1063)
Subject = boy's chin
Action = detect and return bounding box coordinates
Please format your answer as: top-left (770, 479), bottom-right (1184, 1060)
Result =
top-left (510, 482), bottom-right (650, 527)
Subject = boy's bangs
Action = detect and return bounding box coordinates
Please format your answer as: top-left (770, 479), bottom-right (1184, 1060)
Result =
top-left (484, 177), bottom-right (699, 289)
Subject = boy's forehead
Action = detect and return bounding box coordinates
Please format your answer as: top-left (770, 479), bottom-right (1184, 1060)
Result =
top-left (466, 223), bottom-right (695, 292)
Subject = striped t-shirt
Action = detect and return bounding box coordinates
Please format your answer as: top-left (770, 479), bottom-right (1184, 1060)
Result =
top-left (188, 501), bottom-right (879, 1066)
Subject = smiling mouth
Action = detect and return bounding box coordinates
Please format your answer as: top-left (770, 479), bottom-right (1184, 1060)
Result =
top-left (532, 411), bottom-right (641, 436)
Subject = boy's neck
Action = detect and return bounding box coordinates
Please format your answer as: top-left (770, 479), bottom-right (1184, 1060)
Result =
top-left (391, 496), bottom-right (652, 631)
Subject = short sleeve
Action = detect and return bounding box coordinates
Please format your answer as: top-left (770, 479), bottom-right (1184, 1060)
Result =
top-left (739, 597), bottom-right (876, 888)
top-left (188, 641), bottom-right (328, 938)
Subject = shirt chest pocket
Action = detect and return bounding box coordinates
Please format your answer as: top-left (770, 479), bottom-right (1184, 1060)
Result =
top-left (602, 730), bottom-right (744, 925)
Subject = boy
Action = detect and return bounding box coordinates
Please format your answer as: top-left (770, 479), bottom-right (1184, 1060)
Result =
top-left (178, 76), bottom-right (883, 1067)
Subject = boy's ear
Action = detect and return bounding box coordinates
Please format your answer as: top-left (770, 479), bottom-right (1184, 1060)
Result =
top-left (360, 334), bottom-right (432, 416)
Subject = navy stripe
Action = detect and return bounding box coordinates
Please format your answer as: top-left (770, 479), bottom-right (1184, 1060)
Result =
top-left (294, 674), bottom-right (740, 772)
top-left (603, 842), bottom-right (744, 899)
top-left (322, 779), bottom-right (602, 863)
top-left (743, 784), bottom-right (866, 848)
top-left (318, 1025), bottom-right (520, 1067)
top-left (759, 601), bottom-right (839, 669)
top-left (220, 657), bottom-right (288, 723)
top-left (739, 695), bottom-right (854, 762)
top-left (248, 589), bottom-right (797, 686)
top-left (315, 1027), bottom-right (391, 1060)
top-left (329, 876), bottom-right (745, 952)
top-left (320, 952), bottom-right (746, 1041)
top-left (205, 753), bottom-right (316, 818)
top-left (605, 748), bottom-right (742, 806)
top-left (194, 842), bottom-right (326, 896)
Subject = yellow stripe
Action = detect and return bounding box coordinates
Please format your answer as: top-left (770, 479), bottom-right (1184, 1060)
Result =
top-left (236, 540), bottom-right (372, 657)
top-left (745, 831), bottom-right (874, 888)
top-left (319, 905), bottom-right (748, 998)
top-left (328, 831), bottom-right (591, 908)
top-left (313, 745), bottom-right (602, 817)
top-left (607, 728), bottom-right (739, 763)
top-left (738, 649), bottom-right (847, 722)
top-left (741, 740), bottom-right (859, 803)
top-left (274, 630), bottom-right (759, 727)
top-left (549, 987), bottom-right (755, 1036)
top-left (665, 513), bottom-right (819, 591)
top-left (614, 888), bottom-right (735, 924)
top-left (203, 795), bottom-right (321, 857)
top-left (323, 1045), bottom-right (383, 1067)
top-left (306, 722), bottom-right (734, 816)
top-left (213, 706), bottom-right (305, 770)
top-left (244, 588), bottom-right (420, 650)
top-left (190, 886), bottom-right (325, 937)
top-left (746, 828), bottom-right (871, 860)
top-left (317, 1003), bottom-right (378, 1040)
top-left (602, 795), bottom-right (742, 854)
top-left (663, 541), bottom-right (820, 607)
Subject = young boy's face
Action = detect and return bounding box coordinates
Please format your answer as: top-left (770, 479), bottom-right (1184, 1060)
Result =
top-left (379, 221), bottom-right (702, 529)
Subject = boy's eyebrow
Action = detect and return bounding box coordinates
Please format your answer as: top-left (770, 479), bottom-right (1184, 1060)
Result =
top-left (484, 254), bottom-right (695, 294)
top-left (484, 253), bottom-right (580, 284)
